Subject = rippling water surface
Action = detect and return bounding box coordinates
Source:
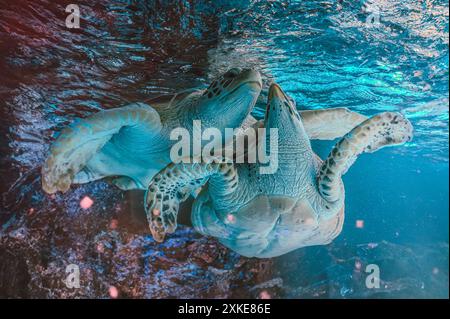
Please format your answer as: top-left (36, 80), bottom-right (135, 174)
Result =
top-left (0, 0), bottom-right (448, 298)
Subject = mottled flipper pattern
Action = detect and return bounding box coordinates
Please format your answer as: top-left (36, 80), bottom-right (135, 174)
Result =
top-left (318, 111), bottom-right (413, 202)
top-left (145, 157), bottom-right (237, 242)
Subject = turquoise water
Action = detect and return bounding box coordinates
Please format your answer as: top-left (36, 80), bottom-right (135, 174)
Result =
top-left (0, 0), bottom-right (448, 298)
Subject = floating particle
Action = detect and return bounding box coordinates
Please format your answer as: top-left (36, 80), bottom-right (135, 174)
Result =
top-left (367, 242), bottom-right (378, 249)
top-left (259, 290), bottom-right (271, 299)
top-left (422, 83), bottom-right (431, 91)
top-left (80, 196), bottom-right (94, 209)
top-left (340, 286), bottom-right (353, 297)
top-left (355, 220), bottom-right (364, 228)
top-left (226, 214), bottom-right (235, 223)
top-left (109, 286), bottom-right (119, 298)
top-left (354, 260), bottom-right (362, 271)
top-left (96, 243), bottom-right (104, 253)
top-left (110, 219), bottom-right (118, 229)
top-left (432, 267), bottom-right (439, 275)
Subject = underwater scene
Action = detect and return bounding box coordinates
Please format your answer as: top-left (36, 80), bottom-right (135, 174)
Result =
top-left (0, 0), bottom-right (448, 299)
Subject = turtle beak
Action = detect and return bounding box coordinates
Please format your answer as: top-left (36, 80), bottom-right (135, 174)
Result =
top-left (268, 83), bottom-right (287, 101)
top-left (265, 83), bottom-right (301, 127)
top-left (266, 83), bottom-right (288, 114)
top-left (269, 83), bottom-right (289, 102)
top-left (265, 83), bottom-right (281, 124)
top-left (231, 69), bottom-right (262, 94)
top-left (238, 69), bottom-right (262, 86)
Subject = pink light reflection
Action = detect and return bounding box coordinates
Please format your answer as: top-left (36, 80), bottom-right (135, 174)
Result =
top-left (80, 196), bottom-right (94, 210)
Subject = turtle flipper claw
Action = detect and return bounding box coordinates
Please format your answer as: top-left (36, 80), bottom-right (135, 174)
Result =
top-left (145, 182), bottom-right (186, 242)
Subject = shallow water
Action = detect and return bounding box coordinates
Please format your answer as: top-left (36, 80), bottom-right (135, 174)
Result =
top-left (0, 0), bottom-right (448, 298)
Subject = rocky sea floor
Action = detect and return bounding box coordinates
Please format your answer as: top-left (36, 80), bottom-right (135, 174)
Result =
top-left (1, 182), bottom-right (447, 299)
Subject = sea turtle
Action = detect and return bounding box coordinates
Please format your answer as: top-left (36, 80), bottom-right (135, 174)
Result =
top-left (41, 68), bottom-right (262, 194)
top-left (145, 83), bottom-right (413, 257)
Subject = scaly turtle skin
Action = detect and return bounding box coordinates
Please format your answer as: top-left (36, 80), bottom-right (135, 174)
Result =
top-left (42, 68), bottom-right (262, 194)
top-left (145, 83), bottom-right (413, 257)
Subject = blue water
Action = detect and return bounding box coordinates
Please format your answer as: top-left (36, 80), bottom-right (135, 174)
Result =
top-left (0, 0), bottom-right (448, 298)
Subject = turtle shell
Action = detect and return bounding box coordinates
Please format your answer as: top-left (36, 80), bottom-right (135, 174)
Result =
top-left (192, 189), bottom-right (344, 258)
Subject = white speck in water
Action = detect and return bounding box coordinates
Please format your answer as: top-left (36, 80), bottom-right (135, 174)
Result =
top-left (340, 286), bottom-right (353, 297)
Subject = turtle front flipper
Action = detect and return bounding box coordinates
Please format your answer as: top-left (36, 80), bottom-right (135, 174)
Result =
top-left (318, 112), bottom-right (413, 203)
top-left (42, 103), bottom-right (161, 194)
top-left (145, 157), bottom-right (238, 242)
top-left (300, 108), bottom-right (368, 140)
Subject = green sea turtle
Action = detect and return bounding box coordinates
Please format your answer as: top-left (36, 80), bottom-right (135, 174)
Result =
top-left (41, 68), bottom-right (262, 194)
top-left (145, 83), bottom-right (413, 257)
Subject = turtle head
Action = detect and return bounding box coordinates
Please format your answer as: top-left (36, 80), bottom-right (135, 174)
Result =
top-left (266, 83), bottom-right (301, 130)
top-left (265, 83), bottom-right (310, 146)
top-left (197, 68), bottom-right (262, 126)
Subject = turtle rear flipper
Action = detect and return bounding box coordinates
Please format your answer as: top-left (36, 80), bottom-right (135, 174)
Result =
top-left (42, 103), bottom-right (161, 194)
